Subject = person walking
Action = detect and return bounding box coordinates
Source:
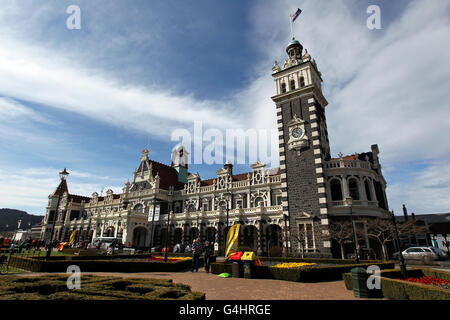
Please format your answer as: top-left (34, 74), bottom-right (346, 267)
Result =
top-left (203, 240), bottom-right (214, 273)
top-left (191, 238), bottom-right (201, 272)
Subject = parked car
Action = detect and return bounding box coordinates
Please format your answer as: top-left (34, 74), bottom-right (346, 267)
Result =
top-left (427, 246), bottom-right (447, 259)
top-left (395, 247), bottom-right (439, 264)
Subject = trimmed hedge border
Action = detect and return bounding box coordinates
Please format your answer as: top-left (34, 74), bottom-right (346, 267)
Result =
top-left (259, 257), bottom-right (391, 265)
top-left (8, 255), bottom-right (203, 273)
top-left (211, 260), bottom-right (394, 282)
top-left (342, 268), bottom-right (450, 300)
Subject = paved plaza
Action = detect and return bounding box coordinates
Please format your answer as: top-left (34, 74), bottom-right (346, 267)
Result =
top-left (16, 270), bottom-right (362, 300)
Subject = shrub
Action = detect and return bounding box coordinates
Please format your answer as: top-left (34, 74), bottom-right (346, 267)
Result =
top-left (381, 277), bottom-right (450, 300)
top-left (212, 260), bottom-right (394, 282)
top-left (342, 268), bottom-right (450, 300)
top-left (8, 255), bottom-right (200, 273)
top-left (0, 275), bottom-right (205, 300)
top-left (268, 246), bottom-right (283, 257)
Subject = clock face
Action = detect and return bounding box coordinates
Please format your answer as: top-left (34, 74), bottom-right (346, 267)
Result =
top-left (291, 127), bottom-right (303, 138)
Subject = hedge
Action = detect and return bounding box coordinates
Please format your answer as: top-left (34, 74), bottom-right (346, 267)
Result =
top-left (259, 257), bottom-right (393, 265)
top-left (8, 255), bottom-right (202, 273)
top-left (0, 274), bottom-right (205, 300)
top-left (268, 262), bottom-right (394, 282)
top-left (211, 260), bottom-right (394, 282)
top-left (342, 268), bottom-right (450, 300)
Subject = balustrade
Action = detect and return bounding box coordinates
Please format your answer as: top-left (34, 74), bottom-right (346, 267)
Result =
top-left (325, 159), bottom-right (371, 170)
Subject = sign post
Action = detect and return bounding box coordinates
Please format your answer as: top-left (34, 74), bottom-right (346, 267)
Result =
top-left (149, 204), bottom-right (160, 252)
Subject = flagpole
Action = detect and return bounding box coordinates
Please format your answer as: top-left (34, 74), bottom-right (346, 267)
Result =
top-left (290, 14), bottom-right (294, 39)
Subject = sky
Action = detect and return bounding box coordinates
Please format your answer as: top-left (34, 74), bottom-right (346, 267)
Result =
top-left (0, 0), bottom-right (449, 216)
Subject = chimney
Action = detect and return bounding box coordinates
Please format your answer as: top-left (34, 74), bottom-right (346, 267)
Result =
top-left (402, 204), bottom-right (408, 221)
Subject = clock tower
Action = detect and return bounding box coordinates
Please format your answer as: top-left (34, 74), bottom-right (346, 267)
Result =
top-left (272, 37), bottom-right (332, 257)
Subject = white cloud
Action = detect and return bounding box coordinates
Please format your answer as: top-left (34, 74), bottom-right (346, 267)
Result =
top-left (388, 161), bottom-right (450, 213)
top-left (0, 167), bottom-right (124, 215)
top-left (0, 1), bottom-right (449, 214)
top-left (0, 97), bottom-right (48, 123)
top-left (247, 0), bottom-right (450, 213)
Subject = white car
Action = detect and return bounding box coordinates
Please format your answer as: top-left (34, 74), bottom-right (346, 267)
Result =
top-left (400, 247), bottom-right (439, 264)
top-left (427, 246), bottom-right (447, 259)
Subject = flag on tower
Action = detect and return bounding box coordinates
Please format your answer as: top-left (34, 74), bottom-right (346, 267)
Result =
top-left (291, 8), bottom-right (302, 22)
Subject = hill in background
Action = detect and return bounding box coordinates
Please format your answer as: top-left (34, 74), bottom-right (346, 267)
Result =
top-left (0, 208), bottom-right (43, 232)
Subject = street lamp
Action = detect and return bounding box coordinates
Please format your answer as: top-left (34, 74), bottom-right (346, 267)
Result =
top-left (390, 210), bottom-right (407, 278)
top-left (223, 188), bottom-right (232, 255)
top-left (344, 196), bottom-right (359, 264)
top-left (46, 168), bottom-right (69, 260)
top-left (196, 212), bottom-right (200, 240)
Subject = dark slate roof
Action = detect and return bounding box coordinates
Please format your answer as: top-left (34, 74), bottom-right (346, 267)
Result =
top-left (150, 160), bottom-right (185, 190)
top-left (68, 194), bottom-right (91, 203)
top-left (52, 179), bottom-right (68, 197)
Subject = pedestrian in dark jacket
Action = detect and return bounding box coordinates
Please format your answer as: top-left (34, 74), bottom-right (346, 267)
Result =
top-left (191, 238), bottom-right (201, 272)
top-left (203, 241), bottom-right (214, 273)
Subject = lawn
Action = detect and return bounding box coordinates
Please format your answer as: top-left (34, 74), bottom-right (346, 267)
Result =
top-left (0, 274), bottom-right (205, 300)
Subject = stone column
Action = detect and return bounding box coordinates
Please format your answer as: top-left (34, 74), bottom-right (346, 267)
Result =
top-left (358, 178), bottom-right (367, 201)
top-left (257, 220), bottom-right (263, 256)
top-left (342, 175), bottom-right (349, 199)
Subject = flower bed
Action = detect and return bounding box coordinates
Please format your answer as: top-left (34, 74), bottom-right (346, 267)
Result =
top-left (270, 262), bottom-right (317, 268)
top-left (403, 276), bottom-right (450, 290)
top-left (145, 256), bottom-right (191, 262)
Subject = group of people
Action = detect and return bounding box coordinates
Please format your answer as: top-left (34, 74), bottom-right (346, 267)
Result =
top-left (191, 238), bottom-right (214, 273)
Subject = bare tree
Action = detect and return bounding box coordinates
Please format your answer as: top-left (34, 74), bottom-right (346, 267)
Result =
top-left (327, 221), bottom-right (354, 259)
top-left (359, 218), bottom-right (429, 260)
top-left (290, 222), bottom-right (328, 258)
top-left (290, 226), bottom-right (307, 258)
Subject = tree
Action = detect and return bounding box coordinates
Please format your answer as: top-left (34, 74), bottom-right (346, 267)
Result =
top-left (290, 222), bottom-right (327, 258)
top-left (359, 218), bottom-right (429, 260)
top-left (327, 221), bottom-right (354, 259)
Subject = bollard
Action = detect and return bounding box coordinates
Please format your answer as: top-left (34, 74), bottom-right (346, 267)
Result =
top-left (351, 267), bottom-right (382, 298)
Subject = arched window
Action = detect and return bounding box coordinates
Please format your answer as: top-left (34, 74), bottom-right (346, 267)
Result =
top-left (374, 181), bottom-right (387, 209)
top-left (290, 80), bottom-right (296, 91)
top-left (348, 178), bottom-right (360, 200)
top-left (133, 204), bottom-right (144, 213)
top-left (364, 179), bottom-right (372, 201)
top-left (299, 76), bottom-right (305, 87)
top-left (281, 83), bottom-right (286, 93)
top-left (330, 179), bottom-right (343, 201)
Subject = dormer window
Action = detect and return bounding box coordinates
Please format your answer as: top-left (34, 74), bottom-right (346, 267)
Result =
top-left (290, 80), bottom-right (295, 91)
top-left (281, 83), bottom-right (286, 93)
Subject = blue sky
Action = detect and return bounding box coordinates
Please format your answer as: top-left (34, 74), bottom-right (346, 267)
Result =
top-left (0, 0), bottom-right (449, 216)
